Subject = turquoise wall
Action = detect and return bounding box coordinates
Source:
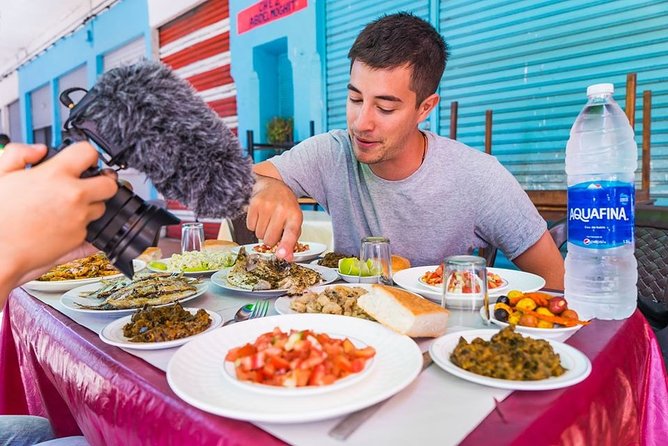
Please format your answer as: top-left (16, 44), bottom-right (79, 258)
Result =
top-left (18, 0), bottom-right (151, 145)
top-left (229, 0), bottom-right (322, 156)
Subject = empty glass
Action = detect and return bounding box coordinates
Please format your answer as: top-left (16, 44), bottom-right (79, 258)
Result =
top-left (359, 236), bottom-right (392, 285)
top-left (441, 255), bottom-right (489, 328)
top-left (181, 222), bottom-right (204, 253)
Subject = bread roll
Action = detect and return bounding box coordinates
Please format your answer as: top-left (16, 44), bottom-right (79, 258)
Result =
top-left (391, 255), bottom-right (411, 272)
top-left (357, 285), bottom-right (448, 337)
top-left (203, 239), bottom-right (238, 252)
top-left (136, 247), bottom-right (162, 262)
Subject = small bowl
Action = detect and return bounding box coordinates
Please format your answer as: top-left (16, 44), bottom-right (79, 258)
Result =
top-left (337, 271), bottom-right (381, 284)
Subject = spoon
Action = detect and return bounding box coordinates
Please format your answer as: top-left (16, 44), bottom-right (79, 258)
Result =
top-left (223, 303), bottom-right (254, 326)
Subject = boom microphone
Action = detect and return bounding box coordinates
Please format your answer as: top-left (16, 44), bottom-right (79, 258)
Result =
top-left (69, 60), bottom-right (254, 218)
top-left (44, 60), bottom-right (255, 277)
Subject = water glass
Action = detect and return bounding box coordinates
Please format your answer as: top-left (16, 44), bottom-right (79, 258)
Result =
top-left (441, 255), bottom-right (489, 328)
top-left (181, 222), bottom-right (204, 253)
top-left (359, 236), bottom-right (392, 285)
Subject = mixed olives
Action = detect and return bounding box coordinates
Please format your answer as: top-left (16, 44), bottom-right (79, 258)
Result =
top-left (493, 291), bottom-right (585, 328)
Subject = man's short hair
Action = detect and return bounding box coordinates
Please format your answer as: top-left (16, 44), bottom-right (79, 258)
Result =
top-left (0, 134), bottom-right (9, 146)
top-left (347, 12), bottom-right (449, 106)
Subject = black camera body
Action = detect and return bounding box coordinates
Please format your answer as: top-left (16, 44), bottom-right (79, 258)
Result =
top-left (38, 88), bottom-right (180, 277)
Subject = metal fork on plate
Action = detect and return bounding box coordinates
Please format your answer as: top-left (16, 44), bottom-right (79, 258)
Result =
top-left (248, 298), bottom-right (269, 319)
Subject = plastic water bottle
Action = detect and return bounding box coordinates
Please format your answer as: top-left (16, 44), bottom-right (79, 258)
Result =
top-left (565, 83), bottom-right (638, 320)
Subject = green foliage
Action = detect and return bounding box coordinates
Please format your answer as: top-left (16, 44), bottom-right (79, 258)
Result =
top-left (266, 116), bottom-right (294, 144)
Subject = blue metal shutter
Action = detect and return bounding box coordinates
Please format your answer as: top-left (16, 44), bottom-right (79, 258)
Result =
top-left (324, 1), bottom-right (430, 130)
top-left (438, 0), bottom-right (668, 196)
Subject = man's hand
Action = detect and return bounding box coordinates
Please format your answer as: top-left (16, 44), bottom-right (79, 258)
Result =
top-left (0, 142), bottom-right (118, 293)
top-left (246, 174), bottom-right (303, 261)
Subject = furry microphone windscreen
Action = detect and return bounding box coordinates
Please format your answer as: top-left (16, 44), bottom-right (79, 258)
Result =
top-left (82, 60), bottom-right (254, 219)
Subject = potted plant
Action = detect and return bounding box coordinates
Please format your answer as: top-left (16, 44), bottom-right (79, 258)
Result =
top-left (266, 116), bottom-right (294, 144)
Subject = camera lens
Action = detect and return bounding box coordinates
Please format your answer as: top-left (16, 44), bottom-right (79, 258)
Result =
top-left (86, 185), bottom-right (180, 277)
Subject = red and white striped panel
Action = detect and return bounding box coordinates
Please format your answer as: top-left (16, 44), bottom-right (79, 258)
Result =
top-left (158, 0), bottom-right (236, 238)
top-left (159, 0), bottom-right (237, 132)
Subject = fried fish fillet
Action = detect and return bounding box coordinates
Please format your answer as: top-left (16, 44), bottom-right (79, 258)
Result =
top-left (226, 248), bottom-right (322, 294)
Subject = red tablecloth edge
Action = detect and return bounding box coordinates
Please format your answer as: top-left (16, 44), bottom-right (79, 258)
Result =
top-left (4, 289), bottom-right (287, 445)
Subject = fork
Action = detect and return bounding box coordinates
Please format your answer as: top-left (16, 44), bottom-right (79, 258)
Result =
top-left (249, 298), bottom-right (269, 319)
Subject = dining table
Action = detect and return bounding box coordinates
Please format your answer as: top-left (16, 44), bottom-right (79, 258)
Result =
top-left (1, 241), bottom-right (667, 445)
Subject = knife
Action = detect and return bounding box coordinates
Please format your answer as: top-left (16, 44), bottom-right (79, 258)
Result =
top-left (328, 350), bottom-right (433, 441)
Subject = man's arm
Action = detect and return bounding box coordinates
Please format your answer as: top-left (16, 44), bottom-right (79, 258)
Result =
top-left (512, 230), bottom-right (565, 290)
top-left (246, 161), bottom-right (303, 261)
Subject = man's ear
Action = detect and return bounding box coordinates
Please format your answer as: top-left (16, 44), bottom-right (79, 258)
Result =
top-left (417, 93), bottom-right (440, 122)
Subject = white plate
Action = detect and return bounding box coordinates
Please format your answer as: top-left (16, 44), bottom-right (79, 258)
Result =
top-left (393, 266), bottom-right (546, 303)
top-left (232, 242), bottom-right (327, 263)
top-left (417, 273), bottom-right (509, 294)
top-left (274, 283), bottom-right (379, 316)
top-left (429, 329), bottom-right (591, 390)
top-left (210, 264), bottom-right (338, 297)
top-left (221, 335), bottom-right (375, 397)
top-left (60, 280), bottom-right (208, 316)
top-left (481, 304), bottom-right (582, 340)
top-left (22, 259), bottom-right (146, 293)
top-left (99, 308), bottom-right (222, 349)
top-left (338, 271), bottom-right (381, 284)
top-left (167, 313), bottom-right (422, 423)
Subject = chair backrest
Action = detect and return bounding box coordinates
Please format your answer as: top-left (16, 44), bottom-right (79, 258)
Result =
top-left (478, 246), bottom-right (498, 268)
top-left (634, 206), bottom-right (668, 329)
top-left (227, 213), bottom-right (259, 245)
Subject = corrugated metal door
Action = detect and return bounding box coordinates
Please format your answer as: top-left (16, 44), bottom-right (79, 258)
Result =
top-left (8, 100), bottom-right (21, 142)
top-left (57, 65), bottom-right (87, 138)
top-left (103, 37), bottom-right (146, 72)
top-left (438, 0), bottom-right (668, 196)
top-left (30, 84), bottom-right (52, 144)
top-left (158, 0), bottom-right (235, 238)
top-left (324, 1), bottom-right (430, 130)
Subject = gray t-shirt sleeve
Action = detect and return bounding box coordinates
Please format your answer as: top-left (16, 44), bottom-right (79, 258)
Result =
top-left (474, 158), bottom-right (547, 260)
top-left (267, 133), bottom-right (341, 211)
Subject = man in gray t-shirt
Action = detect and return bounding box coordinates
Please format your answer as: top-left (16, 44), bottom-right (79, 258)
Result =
top-left (246, 13), bottom-right (564, 289)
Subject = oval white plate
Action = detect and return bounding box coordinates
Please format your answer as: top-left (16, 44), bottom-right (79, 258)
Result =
top-left (99, 308), bottom-right (222, 349)
top-left (429, 329), bottom-right (591, 390)
top-left (210, 264), bottom-right (338, 297)
top-left (338, 271), bottom-right (381, 284)
top-left (146, 257), bottom-right (223, 276)
top-left (222, 335), bottom-right (374, 396)
top-left (167, 313), bottom-right (422, 423)
top-left (60, 280), bottom-right (208, 316)
top-left (232, 242), bottom-right (327, 263)
top-left (481, 304), bottom-right (582, 341)
top-left (22, 259), bottom-right (146, 293)
top-left (274, 283), bottom-right (378, 316)
top-left (393, 266), bottom-right (546, 302)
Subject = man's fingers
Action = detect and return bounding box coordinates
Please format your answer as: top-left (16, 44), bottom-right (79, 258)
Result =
top-left (0, 144), bottom-right (47, 174)
top-left (275, 217), bottom-right (302, 261)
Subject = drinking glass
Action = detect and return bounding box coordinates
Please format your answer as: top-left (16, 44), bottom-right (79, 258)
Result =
top-left (441, 255), bottom-right (489, 328)
top-left (359, 236), bottom-right (392, 285)
top-left (181, 222), bottom-right (204, 253)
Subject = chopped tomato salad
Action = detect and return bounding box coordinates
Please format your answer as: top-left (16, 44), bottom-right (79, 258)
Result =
top-left (225, 327), bottom-right (376, 387)
top-left (421, 265), bottom-right (505, 290)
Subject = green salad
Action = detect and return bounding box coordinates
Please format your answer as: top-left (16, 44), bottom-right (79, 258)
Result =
top-left (149, 251), bottom-right (236, 273)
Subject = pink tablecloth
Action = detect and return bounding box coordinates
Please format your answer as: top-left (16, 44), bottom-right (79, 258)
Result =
top-left (2, 288), bottom-right (667, 445)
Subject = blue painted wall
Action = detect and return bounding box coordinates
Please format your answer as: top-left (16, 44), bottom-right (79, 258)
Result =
top-left (18, 0), bottom-right (152, 146)
top-left (229, 0), bottom-right (322, 157)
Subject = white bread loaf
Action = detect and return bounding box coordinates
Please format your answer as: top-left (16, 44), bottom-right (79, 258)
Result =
top-left (203, 239), bottom-right (238, 252)
top-left (357, 284), bottom-right (448, 337)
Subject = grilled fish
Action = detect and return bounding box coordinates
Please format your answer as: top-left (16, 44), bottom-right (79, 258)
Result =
top-left (76, 273), bottom-right (201, 310)
top-left (226, 248), bottom-right (321, 294)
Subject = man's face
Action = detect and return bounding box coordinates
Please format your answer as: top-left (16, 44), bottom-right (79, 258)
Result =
top-left (346, 61), bottom-right (423, 165)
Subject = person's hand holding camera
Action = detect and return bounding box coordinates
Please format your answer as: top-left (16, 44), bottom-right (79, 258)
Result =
top-left (0, 142), bottom-right (117, 297)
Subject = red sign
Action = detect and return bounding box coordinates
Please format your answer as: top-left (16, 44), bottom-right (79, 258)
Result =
top-left (237, 0), bottom-right (308, 34)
